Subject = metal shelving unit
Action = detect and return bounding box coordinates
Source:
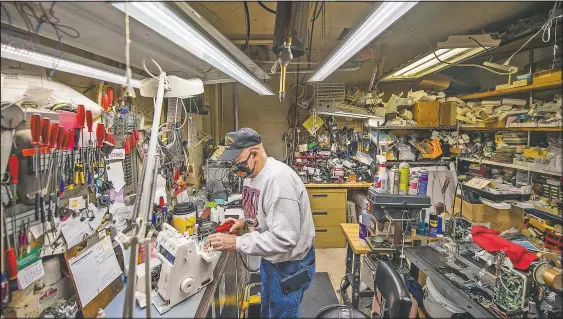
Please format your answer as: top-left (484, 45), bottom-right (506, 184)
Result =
top-left (376, 126), bottom-right (457, 130)
top-left (459, 157), bottom-right (562, 177)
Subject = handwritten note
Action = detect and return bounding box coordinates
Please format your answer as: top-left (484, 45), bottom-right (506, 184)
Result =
top-left (68, 236), bottom-right (122, 307)
top-left (60, 216), bottom-right (92, 249)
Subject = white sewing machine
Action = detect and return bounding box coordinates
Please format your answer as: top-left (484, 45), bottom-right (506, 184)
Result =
top-left (151, 223), bottom-right (218, 314)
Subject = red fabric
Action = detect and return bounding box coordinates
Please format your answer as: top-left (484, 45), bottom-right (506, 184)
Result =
top-left (471, 225), bottom-right (538, 270)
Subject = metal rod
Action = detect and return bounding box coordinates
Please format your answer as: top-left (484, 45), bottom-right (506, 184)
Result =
top-left (123, 235), bottom-right (138, 318)
top-left (232, 83), bottom-right (239, 131)
top-left (145, 231), bottom-right (153, 318)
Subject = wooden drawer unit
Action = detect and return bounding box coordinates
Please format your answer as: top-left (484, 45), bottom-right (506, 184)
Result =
top-left (307, 187), bottom-right (347, 248)
top-left (311, 209), bottom-right (346, 227)
top-left (308, 188), bottom-right (347, 210)
top-left (313, 226), bottom-right (346, 248)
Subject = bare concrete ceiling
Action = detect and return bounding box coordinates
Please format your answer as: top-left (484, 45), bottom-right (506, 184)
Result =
top-left (190, 1), bottom-right (554, 85)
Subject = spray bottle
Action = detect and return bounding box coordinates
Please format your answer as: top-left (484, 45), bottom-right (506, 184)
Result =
top-left (374, 155), bottom-right (389, 194)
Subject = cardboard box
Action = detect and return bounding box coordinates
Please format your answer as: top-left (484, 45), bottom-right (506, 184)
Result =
top-left (3, 277), bottom-right (74, 318)
top-left (439, 102), bottom-right (457, 126)
top-left (454, 196), bottom-right (523, 231)
top-left (412, 101), bottom-right (439, 127)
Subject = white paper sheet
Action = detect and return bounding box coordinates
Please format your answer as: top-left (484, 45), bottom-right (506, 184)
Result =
top-left (69, 196), bottom-right (87, 213)
top-left (466, 177), bottom-right (491, 190)
top-left (107, 161), bottom-right (126, 192)
top-left (17, 260), bottom-right (45, 290)
top-left (68, 236), bottom-right (122, 307)
top-left (60, 216), bottom-right (92, 249)
top-left (110, 203), bottom-right (134, 232)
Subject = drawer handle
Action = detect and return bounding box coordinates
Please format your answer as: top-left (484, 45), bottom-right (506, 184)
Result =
top-left (312, 194), bottom-right (328, 198)
top-left (315, 229), bottom-right (328, 233)
top-left (313, 212), bottom-right (328, 216)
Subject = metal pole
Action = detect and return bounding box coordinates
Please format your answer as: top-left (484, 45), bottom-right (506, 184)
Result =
top-left (123, 71), bottom-right (167, 318)
top-left (232, 83), bottom-right (239, 131)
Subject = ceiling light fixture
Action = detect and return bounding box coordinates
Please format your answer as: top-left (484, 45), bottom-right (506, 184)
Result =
top-left (383, 34), bottom-right (502, 80)
top-left (113, 2), bottom-right (273, 96)
top-left (1, 43), bottom-right (142, 87)
top-left (308, 1), bottom-right (418, 82)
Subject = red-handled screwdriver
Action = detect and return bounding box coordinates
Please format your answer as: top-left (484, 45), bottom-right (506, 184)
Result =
top-left (40, 118), bottom-right (51, 193)
top-left (30, 114), bottom-right (41, 221)
top-left (106, 87), bottom-right (114, 108)
top-left (8, 155), bottom-right (19, 257)
top-left (215, 220), bottom-right (236, 233)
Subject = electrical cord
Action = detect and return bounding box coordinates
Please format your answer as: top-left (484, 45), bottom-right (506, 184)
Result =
top-left (308, 1), bottom-right (320, 63)
top-left (469, 36), bottom-right (495, 62)
top-left (402, 18), bottom-right (518, 75)
top-left (312, 2), bottom-right (325, 22)
top-left (243, 2), bottom-right (250, 51)
top-left (505, 1), bottom-right (562, 65)
top-left (237, 252), bottom-right (259, 273)
top-left (257, 1), bottom-right (276, 14)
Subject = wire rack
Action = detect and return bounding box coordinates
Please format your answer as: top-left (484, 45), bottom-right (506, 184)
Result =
top-left (315, 82), bottom-right (345, 108)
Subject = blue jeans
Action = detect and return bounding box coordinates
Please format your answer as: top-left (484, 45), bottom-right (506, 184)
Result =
top-left (260, 247), bottom-right (316, 318)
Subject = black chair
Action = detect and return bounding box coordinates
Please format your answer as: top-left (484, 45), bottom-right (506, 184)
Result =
top-left (373, 260), bottom-right (412, 319)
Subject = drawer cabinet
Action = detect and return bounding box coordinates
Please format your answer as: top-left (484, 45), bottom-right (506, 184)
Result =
top-left (307, 188), bottom-right (346, 248)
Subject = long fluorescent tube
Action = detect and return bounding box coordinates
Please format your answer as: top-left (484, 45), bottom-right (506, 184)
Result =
top-left (384, 47), bottom-right (486, 80)
top-left (113, 2), bottom-right (273, 96)
top-left (1, 43), bottom-right (141, 87)
top-left (308, 1), bottom-right (418, 82)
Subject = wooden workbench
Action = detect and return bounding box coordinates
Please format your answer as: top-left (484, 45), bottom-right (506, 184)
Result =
top-left (340, 223), bottom-right (372, 254)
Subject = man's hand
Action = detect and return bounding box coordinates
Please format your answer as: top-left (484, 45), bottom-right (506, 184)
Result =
top-left (207, 233), bottom-right (237, 252)
top-left (222, 217), bottom-right (245, 235)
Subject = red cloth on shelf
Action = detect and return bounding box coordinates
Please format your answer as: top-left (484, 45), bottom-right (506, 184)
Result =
top-left (471, 225), bottom-right (538, 270)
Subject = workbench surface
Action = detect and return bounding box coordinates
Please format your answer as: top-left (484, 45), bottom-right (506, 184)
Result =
top-left (105, 251), bottom-right (229, 318)
top-left (305, 182), bottom-right (372, 188)
top-left (340, 223), bottom-right (372, 254)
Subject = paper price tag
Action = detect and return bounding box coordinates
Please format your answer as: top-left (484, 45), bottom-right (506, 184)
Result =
top-left (108, 148), bottom-right (126, 160)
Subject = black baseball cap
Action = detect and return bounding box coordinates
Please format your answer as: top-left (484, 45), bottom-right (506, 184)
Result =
top-left (215, 128), bottom-right (262, 161)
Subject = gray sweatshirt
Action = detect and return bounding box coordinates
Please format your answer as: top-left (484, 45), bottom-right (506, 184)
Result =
top-left (236, 157), bottom-right (315, 263)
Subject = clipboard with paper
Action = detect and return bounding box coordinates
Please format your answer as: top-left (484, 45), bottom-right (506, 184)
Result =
top-left (65, 234), bottom-right (124, 318)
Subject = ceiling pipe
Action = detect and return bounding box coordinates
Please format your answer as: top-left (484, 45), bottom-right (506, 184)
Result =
top-left (268, 64), bottom-right (361, 74)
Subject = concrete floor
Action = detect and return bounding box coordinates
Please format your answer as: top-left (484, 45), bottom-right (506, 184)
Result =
top-left (314, 248), bottom-right (347, 295)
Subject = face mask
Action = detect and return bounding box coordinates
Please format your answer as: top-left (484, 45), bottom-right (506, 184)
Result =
top-left (232, 151), bottom-right (256, 178)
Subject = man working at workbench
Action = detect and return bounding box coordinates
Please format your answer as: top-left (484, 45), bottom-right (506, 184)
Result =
top-left (208, 128), bottom-right (316, 318)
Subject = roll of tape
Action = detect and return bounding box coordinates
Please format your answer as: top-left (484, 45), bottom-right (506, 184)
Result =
top-left (543, 268), bottom-right (562, 290)
top-left (42, 256), bottom-right (62, 286)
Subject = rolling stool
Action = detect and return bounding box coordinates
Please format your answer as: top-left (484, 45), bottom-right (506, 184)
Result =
top-left (372, 260), bottom-right (413, 318)
top-left (313, 304), bottom-right (370, 318)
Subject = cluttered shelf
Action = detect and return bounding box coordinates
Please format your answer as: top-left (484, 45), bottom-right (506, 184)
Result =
top-left (459, 157), bottom-right (563, 177)
top-left (386, 160), bottom-right (451, 166)
top-left (374, 126), bottom-right (457, 130)
top-left (458, 79), bottom-right (563, 100)
top-left (459, 126), bottom-right (562, 132)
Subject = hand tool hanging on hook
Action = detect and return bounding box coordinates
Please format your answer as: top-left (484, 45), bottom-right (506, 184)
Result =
top-left (40, 118), bottom-right (51, 245)
top-left (8, 155), bottom-right (19, 259)
top-left (30, 114), bottom-right (41, 221)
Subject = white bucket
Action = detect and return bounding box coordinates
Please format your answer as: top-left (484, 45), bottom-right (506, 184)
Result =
top-left (423, 277), bottom-right (464, 318)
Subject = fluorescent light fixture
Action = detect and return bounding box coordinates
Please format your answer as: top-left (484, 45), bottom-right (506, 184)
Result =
top-left (383, 34), bottom-right (501, 81)
top-left (308, 1), bottom-right (418, 82)
top-left (1, 43), bottom-right (141, 87)
top-left (113, 2), bottom-right (273, 96)
top-left (383, 47), bottom-right (487, 80)
top-left (315, 104), bottom-right (380, 119)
